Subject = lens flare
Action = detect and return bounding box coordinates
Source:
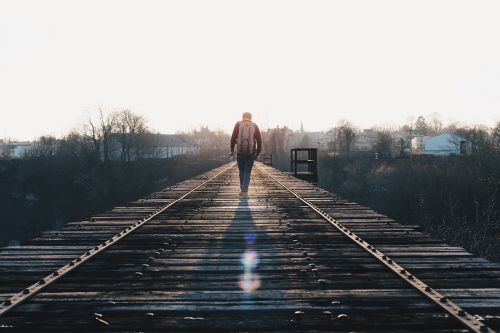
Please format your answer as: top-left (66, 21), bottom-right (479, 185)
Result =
top-left (238, 271), bottom-right (261, 293)
top-left (241, 250), bottom-right (260, 269)
top-left (245, 233), bottom-right (256, 244)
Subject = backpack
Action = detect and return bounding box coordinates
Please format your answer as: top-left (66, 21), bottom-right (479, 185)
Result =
top-left (237, 121), bottom-right (256, 155)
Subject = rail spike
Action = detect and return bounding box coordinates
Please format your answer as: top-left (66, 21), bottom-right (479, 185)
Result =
top-left (0, 162), bottom-right (496, 333)
top-left (0, 163), bottom-right (237, 318)
top-left (256, 164), bottom-right (495, 333)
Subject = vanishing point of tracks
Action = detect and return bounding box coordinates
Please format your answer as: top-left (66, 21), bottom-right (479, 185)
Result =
top-left (0, 162), bottom-right (499, 332)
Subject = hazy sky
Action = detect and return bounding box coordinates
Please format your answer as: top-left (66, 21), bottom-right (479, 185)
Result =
top-left (1, 1), bottom-right (499, 140)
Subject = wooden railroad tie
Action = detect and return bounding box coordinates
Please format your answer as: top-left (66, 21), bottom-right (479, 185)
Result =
top-left (0, 162), bottom-right (498, 332)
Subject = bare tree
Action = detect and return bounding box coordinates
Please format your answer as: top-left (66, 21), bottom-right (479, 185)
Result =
top-left (429, 112), bottom-right (443, 135)
top-left (260, 126), bottom-right (289, 169)
top-left (99, 109), bottom-right (117, 162)
top-left (81, 109), bottom-right (119, 162)
top-left (453, 126), bottom-right (491, 155)
top-left (336, 120), bottom-right (356, 155)
top-left (59, 131), bottom-right (93, 160)
top-left (212, 129), bottom-right (230, 158)
top-left (264, 126), bottom-right (286, 156)
top-left (414, 116), bottom-right (428, 136)
top-left (84, 113), bottom-right (102, 161)
top-left (115, 110), bottom-right (148, 161)
top-left (492, 121), bottom-right (500, 149)
top-left (397, 137), bottom-right (407, 157)
top-left (145, 132), bottom-right (163, 159)
top-left (0, 139), bottom-right (12, 160)
top-left (31, 136), bottom-right (58, 158)
top-left (373, 130), bottom-right (393, 159)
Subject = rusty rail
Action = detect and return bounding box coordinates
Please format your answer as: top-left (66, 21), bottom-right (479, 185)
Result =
top-left (257, 164), bottom-right (495, 333)
top-left (0, 163), bottom-right (236, 317)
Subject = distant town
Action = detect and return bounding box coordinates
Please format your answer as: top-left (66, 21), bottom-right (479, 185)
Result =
top-left (1, 114), bottom-right (499, 160)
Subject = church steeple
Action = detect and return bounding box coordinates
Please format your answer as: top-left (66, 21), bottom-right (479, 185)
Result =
top-left (300, 121), bottom-right (304, 133)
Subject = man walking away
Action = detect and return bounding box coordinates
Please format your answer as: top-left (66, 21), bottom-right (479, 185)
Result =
top-left (230, 112), bottom-right (262, 197)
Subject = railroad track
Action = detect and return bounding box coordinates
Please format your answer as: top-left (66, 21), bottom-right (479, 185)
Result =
top-left (0, 162), bottom-right (499, 332)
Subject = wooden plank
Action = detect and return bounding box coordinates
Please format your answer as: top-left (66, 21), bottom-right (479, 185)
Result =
top-left (0, 163), bottom-right (498, 332)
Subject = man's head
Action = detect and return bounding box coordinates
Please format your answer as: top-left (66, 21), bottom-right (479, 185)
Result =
top-left (242, 112), bottom-right (252, 121)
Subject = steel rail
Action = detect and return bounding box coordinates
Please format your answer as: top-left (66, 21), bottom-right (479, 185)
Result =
top-left (257, 163), bottom-right (494, 333)
top-left (0, 162), bottom-right (236, 317)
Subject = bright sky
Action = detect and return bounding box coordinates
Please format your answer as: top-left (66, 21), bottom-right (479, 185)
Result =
top-left (1, 1), bottom-right (499, 140)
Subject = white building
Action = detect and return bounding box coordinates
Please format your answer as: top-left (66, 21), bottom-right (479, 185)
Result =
top-left (354, 129), bottom-right (376, 151)
top-left (108, 133), bottom-right (199, 161)
top-left (282, 130), bottom-right (333, 151)
top-left (303, 131), bottom-right (332, 150)
top-left (150, 134), bottom-right (199, 158)
top-left (411, 133), bottom-right (469, 156)
top-left (411, 135), bottom-right (429, 155)
top-left (0, 141), bottom-right (34, 159)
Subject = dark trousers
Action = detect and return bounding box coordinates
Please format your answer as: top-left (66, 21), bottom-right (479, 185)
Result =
top-left (237, 154), bottom-right (255, 191)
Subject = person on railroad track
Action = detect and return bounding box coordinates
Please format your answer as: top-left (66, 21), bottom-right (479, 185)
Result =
top-left (230, 112), bottom-right (262, 198)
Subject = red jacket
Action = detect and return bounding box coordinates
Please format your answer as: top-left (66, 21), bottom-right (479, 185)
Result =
top-left (230, 121), bottom-right (262, 156)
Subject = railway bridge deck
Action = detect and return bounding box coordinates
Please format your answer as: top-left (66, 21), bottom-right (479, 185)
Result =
top-left (0, 162), bottom-right (499, 332)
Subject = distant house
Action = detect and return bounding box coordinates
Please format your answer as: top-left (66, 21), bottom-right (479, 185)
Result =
top-left (302, 131), bottom-right (332, 150)
top-left (107, 133), bottom-right (199, 161)
top-left (411, 135), bottom-right (429, 155)
top-left (0, 141), bottom-right (34, 159)
top-left (150, 134), bottom-right (199, 158)
top-left (354, 129), bottom-right (376, 151)
top-left (411, 133), bottom-right (470, 156)
top-left (13, 142), bottom-right (34, 158)
top-left (281, 130), bottom-right (332, 151)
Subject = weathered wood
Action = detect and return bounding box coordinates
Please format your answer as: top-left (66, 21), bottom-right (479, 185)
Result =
top-left (0, 162), bottom-right (498, 332)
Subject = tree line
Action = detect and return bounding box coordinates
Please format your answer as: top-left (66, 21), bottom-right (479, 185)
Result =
top-left (317, 148), bottom-right (500, 262)
top-left (258, 116), bottom-right (500, 262)
top-left (2, 109), bottom-right (231, 162)
top-left (0, 109), bottom-right (230, 246)
top-left (260, 115), bottom-right (500, 164)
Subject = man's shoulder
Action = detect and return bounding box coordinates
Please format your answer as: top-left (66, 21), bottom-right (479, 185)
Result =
top-left (236, 120), bottom-right (259, 129)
